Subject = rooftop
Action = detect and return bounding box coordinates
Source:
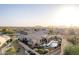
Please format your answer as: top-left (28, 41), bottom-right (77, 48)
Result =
top-left (0, 35), bottom-right (10, 47)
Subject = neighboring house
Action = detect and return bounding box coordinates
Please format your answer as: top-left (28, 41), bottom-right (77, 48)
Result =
top-left (17, 35), bottom-right (33, 46)
top-left (17, 30), bottom-right (48, 47)
top-left (17, 31), bottom-right (62, 48)
top-left (41, 35), bottom-right (62, 48)
top-left (0, 35), bottom-right (11, 47)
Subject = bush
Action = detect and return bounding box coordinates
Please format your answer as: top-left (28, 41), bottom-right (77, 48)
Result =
top-left (64, 45), bottom-right (79, 55)
top-left (2, 28), bottom-right (15, 34)
top-left (67, 35), bottom-right (78, 45)
top-left (5, 47), bottom-right (16, 55)
top-left (48, 29), bottom-right (53, 35)
top-left (35, 48), bottom-right (48, 54)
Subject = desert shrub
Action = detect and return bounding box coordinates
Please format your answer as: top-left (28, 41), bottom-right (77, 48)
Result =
top-left (64, 45), bottom-right (79, 55)
top-left (67, 35), bottom-right (78, 45)
top-left (67, 39), bottom-right (76, 45)
top-left (5, 47), bottom-right (16, 55)
top-left (1, 28), bottom-right (15, 34)
top-left (35, 48), bottom-right (48, 54)
top-left (48, 29), bottom-right (53, 35)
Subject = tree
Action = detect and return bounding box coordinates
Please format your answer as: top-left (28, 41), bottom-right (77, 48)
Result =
top-left (40, 38), bottom-right (47, 44)
top-left (2, 28), bottom-right (15, 34)
top-left (9, 39), bottom-right (12, 42)
top-left (34, 43), bottom-right (39, 48)
top-left (48, 29), bottom-right (53, 34)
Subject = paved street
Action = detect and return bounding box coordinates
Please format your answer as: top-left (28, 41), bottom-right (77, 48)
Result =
top-left (18, 41), bottom-right (39, 55)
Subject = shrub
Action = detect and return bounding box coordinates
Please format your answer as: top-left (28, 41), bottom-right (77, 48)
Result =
top-left (2, 28), bottom-right (15, 34)
top-left (6, 47), bottom-right (16, 55)
top-left (35, 48), bottom-right (48, 54)
top-left (67, 35), bottom-right (78, 45)
top-left (64, 45), bottom-right (79, 55)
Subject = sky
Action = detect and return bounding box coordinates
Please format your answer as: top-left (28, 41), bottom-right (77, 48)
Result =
top-left (0, 4), bottom-right (79, 27)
